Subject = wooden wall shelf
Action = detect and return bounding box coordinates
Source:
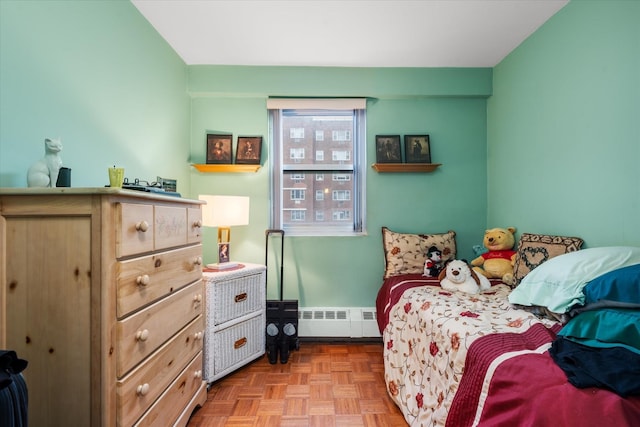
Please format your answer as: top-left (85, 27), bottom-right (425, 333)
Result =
top-left (192, 164), bottom-right (261, 173)
top-left (371, 163), bottom-right (442, 173)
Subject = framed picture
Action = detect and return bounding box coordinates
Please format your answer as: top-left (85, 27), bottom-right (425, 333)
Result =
top-left (404, 135), bottom-right (431, 163)
top-left (206, 133), bottom-right (233, 164)
top-left (375, 135), bottom-right (402, 163)
top-left (235, 136), bottom-right (262, 164)
top-left (218, 242), bottom-right (230, 263)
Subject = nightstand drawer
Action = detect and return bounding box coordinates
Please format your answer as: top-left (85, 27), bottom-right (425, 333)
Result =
top-left (116, 245), bottom-right (203, 318)
top-left (208, 270), bottom-right (265, 326)
top-left (116, 280), bottom-right (203, 377)
top-left (205, 312), bottom-right (265, 382)
top-left (117, 315), bottom-right (204, 427)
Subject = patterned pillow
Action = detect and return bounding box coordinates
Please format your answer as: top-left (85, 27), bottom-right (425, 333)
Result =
top-left (381, 227), bottom-right (456, 278)
top-left (511, 232), bottom-right (584, 286)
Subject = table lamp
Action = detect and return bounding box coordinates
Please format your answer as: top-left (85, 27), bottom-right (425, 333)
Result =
top-left (199, 195), bottom-right (250, 268)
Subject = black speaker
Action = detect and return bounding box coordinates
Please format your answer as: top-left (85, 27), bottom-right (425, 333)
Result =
top-left (266, 300), bottom-right (299, 364)
top-left (56, 167), bottom-right (71, 187)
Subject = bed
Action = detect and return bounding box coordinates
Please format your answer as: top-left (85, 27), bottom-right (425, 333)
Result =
top-left (376, 228), bottom-right (640, 426)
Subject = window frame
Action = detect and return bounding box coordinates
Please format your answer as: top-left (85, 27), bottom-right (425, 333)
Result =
top-left (268, 98), bottom-right (367, 237)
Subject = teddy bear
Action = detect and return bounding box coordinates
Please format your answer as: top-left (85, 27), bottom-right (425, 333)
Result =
top-left (423, 246), bottom-right (443, 277)
top-left (470, 227), bottom-right (517, 283)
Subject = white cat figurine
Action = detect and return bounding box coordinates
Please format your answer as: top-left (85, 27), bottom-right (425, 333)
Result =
top-left (27, 138), bottom-right (63, 187)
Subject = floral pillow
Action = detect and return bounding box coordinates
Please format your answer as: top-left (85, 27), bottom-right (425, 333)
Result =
top-left (381, 227), bottom-right (456, 278)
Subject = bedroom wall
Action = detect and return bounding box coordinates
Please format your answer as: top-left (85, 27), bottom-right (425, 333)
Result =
top-left (0, 1), bottom-right (491, 308)
top-left (0, 1), bottom-right (190, 191)
top-left (188, 67), bottom-right (492, 305)
top-left (487, 0), bottom-right (640, 247)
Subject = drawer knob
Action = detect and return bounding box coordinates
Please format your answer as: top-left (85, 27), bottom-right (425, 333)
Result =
top-left (135, 329), bottom-right (150, 342)
top-left (194, 370), bottom-right (202, 379)
top-left (194, 220), bottom-right (202, 228)
top-left (234, 292), bottom-right (248, 303)
top-left (135, 221), bottom-right (149, 232)
top-left (136, 275), bottom-right (150, 286)
top-left (194, 256), bottom-right (203, 266)
top-left (136, 383), bottom-right (150, 396)
top-left (194, 331), bottom-right (203, 340)
top-left (193, 294), bottom-right (202, 303)
top-left (234, 337), bottom-right (247, 349)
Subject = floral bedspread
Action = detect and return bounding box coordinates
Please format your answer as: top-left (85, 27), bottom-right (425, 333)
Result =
top-left (383, 283), bottom-right (557, 427)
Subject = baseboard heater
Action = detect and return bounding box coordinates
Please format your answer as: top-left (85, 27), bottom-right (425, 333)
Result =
top-left (297, 307), bottom-right (381, 338)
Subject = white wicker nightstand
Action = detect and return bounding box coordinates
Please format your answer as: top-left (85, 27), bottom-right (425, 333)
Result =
top-left (203, 263), bottom-right (266, 383)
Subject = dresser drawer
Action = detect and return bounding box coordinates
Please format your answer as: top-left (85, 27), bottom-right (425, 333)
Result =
top-left (205, 312), bottom-right (265, 382)
top-left (133, 353), bottom-right (204, 427)
top-left (117, 203), bottom-right (192, 258)
top-left (207, 270), bottom-right (265, 326)
top-left (154, 205), bottom-right (188, 251)
top-left (116, 280), bottom-right (203, 378)
top-left (117, 315), bottom-right (204, 427)
top-left (117, 203), bottom-right (155, 257)
top-left (116, 245), bottom-right (203, 318)
top-left (187, 207), bottom-right (203, 244)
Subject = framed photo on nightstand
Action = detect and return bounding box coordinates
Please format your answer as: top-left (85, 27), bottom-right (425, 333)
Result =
top-left (218, 242), bottom-right (230, 263)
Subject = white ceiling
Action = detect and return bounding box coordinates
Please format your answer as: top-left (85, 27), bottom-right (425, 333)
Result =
top-left (131, 0), bottom-right (569, 68)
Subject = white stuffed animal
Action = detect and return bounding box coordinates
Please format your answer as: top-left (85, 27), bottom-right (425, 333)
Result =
top-left (438, 259), bottom-right (491, 294)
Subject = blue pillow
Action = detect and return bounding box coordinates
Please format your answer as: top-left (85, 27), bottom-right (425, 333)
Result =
top-left (559, 308), bottom-right (640, 355)
top-left (583, 263), bottom-right (640, 305)
top-left (509, 246), bottom-right (640, 313)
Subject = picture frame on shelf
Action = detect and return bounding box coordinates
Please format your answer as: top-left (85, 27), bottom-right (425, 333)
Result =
top-left (404, 135), bottom-right (431, 163)
top-left (206, 133), bottom-right (233, 164)
top-left (235, 136), bottom-right (262, 164)
top-left (375, 135), bottom-right (402, 163)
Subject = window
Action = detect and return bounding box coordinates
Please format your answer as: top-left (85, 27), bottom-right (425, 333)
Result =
top-left (268, 98), bottom-right (367, 236)
top-left (290, 189), bottom-right (305, 201)
top-left (332, 130), bottom-right (351, 142)
top-left (332, 150), bottom-right (350, 161)
top-left (289, 148), bottom-right (305, 160)
top-left (332, 190), bottom-right (350, 201)
top-left (290, 128), bottom-right (305, 139)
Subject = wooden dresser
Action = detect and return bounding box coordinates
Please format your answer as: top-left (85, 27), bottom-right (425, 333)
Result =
top-left (0, 188), bottom-right (207, 427)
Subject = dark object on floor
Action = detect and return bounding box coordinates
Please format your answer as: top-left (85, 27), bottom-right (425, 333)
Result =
top-left (265, 229), bottom-right (300, 364)
top-left (0, 350), bottom-right (28, 427)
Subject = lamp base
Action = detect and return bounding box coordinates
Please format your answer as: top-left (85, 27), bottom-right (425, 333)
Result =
top-left (206, 262), bottom-right (239, 270)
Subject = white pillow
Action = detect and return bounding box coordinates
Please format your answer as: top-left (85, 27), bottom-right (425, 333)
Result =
top-left (508, 246), bottom-right (640, 313)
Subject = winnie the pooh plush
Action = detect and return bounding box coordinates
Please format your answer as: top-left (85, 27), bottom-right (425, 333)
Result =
top-left (471, 227), bottom-right (517, 283)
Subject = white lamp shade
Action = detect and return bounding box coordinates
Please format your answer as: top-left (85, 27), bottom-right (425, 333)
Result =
top-left (199, 195), bottom-right (250, 227)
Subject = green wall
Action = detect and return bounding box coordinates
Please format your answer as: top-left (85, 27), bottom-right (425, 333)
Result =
top-left (16, 1), bottom-right (633, 309)
top-left (487, 0), bottom-right (640, 247)
top-left (188, 67), bottom-right (491, 305)
top-left (0, 0), bottom-right (190, 191)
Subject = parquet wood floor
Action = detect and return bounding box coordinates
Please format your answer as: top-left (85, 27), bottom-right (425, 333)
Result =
top-left (187, 341), bottom-right (406, 427)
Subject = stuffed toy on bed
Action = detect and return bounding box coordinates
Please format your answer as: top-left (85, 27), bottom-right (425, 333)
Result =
top-left (439, 259), bottom-right (492, 294)
top-left (423, 245), bottom-right (443, 277)
top-left (471, 227), bottom-right (517, 283)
